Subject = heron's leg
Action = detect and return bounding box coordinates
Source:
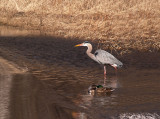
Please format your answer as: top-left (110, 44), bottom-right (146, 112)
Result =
top-left (104, 65), bottom-right (107, 85)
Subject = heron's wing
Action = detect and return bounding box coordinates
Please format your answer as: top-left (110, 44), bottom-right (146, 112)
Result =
top-left (94, 49), bottom-right (123, 66)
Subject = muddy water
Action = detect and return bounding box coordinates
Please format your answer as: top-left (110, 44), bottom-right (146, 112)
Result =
top-left (0, 25), bottom-right (160, 119)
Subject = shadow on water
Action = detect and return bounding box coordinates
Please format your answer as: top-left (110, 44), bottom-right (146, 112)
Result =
top-left (10, 73), bottom-right (80, 119)
top-left (0, 25), bottom-right (160, 118)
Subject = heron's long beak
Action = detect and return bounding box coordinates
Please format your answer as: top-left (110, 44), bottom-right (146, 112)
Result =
top-left (74, 44), bottom-right (82, 47)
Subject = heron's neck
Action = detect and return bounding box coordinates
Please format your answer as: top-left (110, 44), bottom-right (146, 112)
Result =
top-left (86, 44), bottom-right (93, 54)
top-left (86, 44), bottom-right (96, 60)
top-left (86, 44), bottom-right (100, 63)
top-left (85, 44), bottom-right (99, 63)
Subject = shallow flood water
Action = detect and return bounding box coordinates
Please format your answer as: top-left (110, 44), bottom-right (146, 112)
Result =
top-left (0, 25), bottom-right (160, 119)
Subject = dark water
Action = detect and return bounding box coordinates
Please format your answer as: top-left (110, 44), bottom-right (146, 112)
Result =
top-left (0, 25), bottom-right (160, 119)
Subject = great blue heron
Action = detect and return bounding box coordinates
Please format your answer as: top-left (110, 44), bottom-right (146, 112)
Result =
top-left (75, 41), bottom-right (123, 85)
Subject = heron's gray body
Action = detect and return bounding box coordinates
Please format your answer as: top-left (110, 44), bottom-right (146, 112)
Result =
top-left (75, 41), bottom-right (123, 85)
top-left (93, 49), bottom-right (123, 68)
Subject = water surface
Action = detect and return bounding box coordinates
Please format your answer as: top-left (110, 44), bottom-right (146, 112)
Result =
top-left (0, 25), bottom-right (160, 119)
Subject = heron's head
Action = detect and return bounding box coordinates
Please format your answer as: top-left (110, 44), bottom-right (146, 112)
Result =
top-left (74, 41), bottom-right (90, 47)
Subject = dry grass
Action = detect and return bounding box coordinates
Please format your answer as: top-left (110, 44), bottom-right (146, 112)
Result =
top-left (0, 0), bottom-right (160, 54)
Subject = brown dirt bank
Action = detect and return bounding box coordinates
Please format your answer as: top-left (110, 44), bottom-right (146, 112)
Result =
top-left (0, 12), bottom-right (160, 52)
top-left (0, 36), bottom-right (160, 71)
